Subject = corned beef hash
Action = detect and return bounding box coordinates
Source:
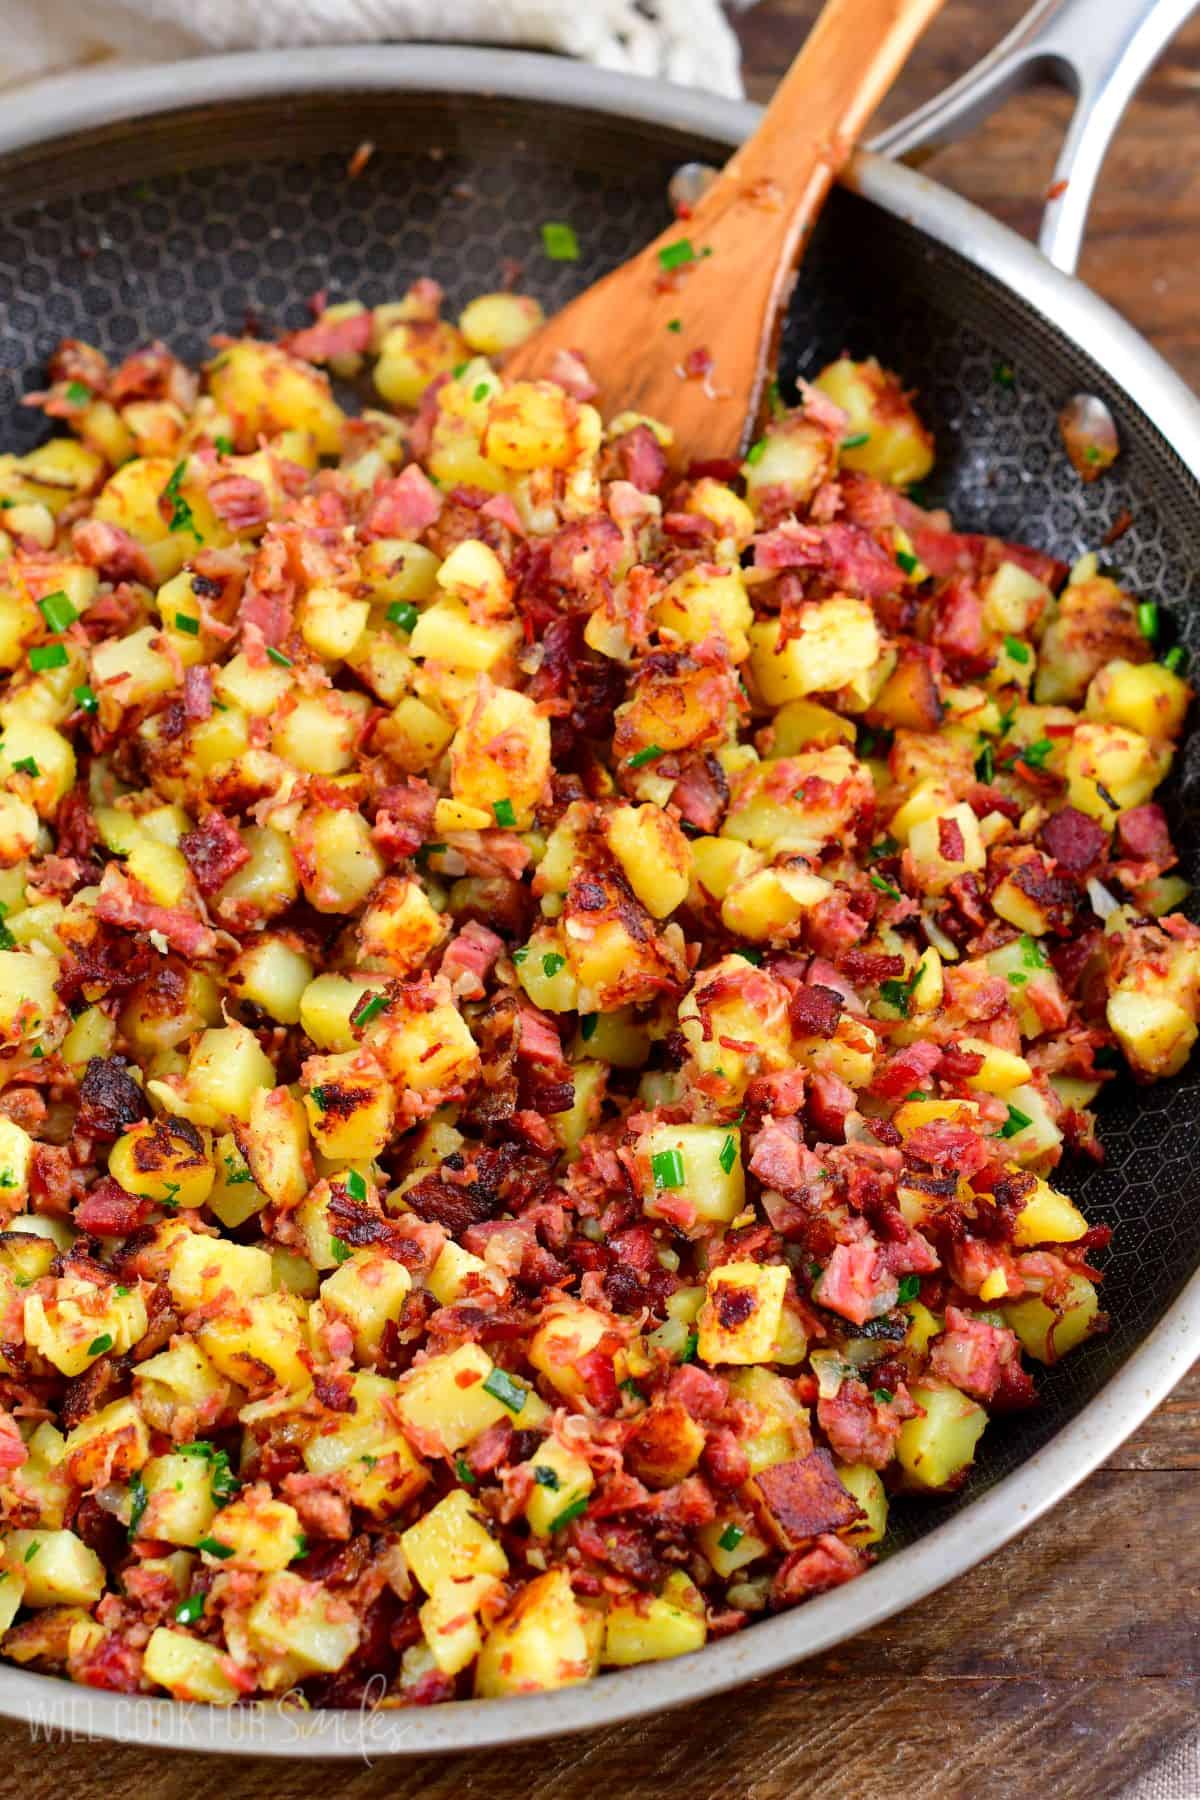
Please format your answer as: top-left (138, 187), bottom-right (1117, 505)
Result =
top-left (0, 282), bottom-right (1194, 1708)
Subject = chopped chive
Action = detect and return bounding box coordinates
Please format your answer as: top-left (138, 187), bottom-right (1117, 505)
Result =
top-left (1020, 934), bottom-right (1048, 969)
top-left (23, 1541), bottom-right (41, 1563)
top-left (580, 1013), bottom-right (598, 1041)
top-left (841, 432), bottom-right (871, 450)
top-left (352, 990), bottom-right (387, 1028)
top-left (1008, 971), bottom-right (1027, 987)
top-left (542, 951), bottom-right (565, 977)
top-left (30, 642), bottom-right (68, 672)
top-left (174, 612), bottom-right (200, 635)
top-left (718, 1134), bottom-right (737, 1176)
top-left (492, 798), bottom-right (516, 828)
top-left (619, 1377), bottom-right (645, 1401)
top-left (872, 1387), bottom-right (894, 1405)
top-left (1004, 634), bottom-right (1031, 665)
top-left (974, 743), bottom-right (995, 784)
top-left (905, 1090), bottom-right (927, 1102)
top-left (541, 221), bottom-right (580, 261)
top-left (196, 1536), bottom-right (234, 1559)
top-left (37, 590), bottom-right (77, 633)
top-left (482, 1367), bottom-right (527, 1415)
top-left (896, 549), bottom-right (919, 576)
top-left (533, 1465), bottom-right (561, 1490)
top-left (292, 1534), bottom-right (308, 1561)
top-left (626, 744), bottom-right (665, 769)
top-left (65, 380), bottom-right (91, 405)
top-left (658, 239), bottom-right (697, 271)
top-left (386, 600), bottom-right (418, 633)
top-left (871, 872), bottom-right (901, 901)
top-left (1000, 1104), bottom-right (1033, 1139)
top-left (346, 1169), bottom-right (367, 1202)
top-left (548, 1494), bottom-right (589, 1532)
top-left (994, 362), bottom-right (1015, 387)
top-left (734, 947), bottom-right (763, 965)
top-left (214, 434), bottom-right (234, 455)
top-left (897, 1275), bottom-right (921, 1303)
top-left (174, 1592), bottom-right (205, 1625)
top-left (12, 757), bottom-right (40, 777)
top-left (680, 1330), bottom-right (699, 1364)
top-left (666, 318), bottom-right (682, 333)
top-left (717, 1523), bottom-right (744, 1553)
top-left (511, 947), bottom-right (529, 965)
top-left (1018, 737), bottom-right (1053, 770)
top-left (1163, 645), bottom-right (1188, 673)
top-left (74, 684), bottom-right (98, 714)
top-left (454, 1455), bottom-right (477, 1485)
top-left (471, 382), bottom-right (490, 403)
top-left (867, 836), bottom-right (899, 862)
top-left (1138, 601), bottom-right (1159, 641)
top-left (651, 1148), bottom-right (686, 1191)
top-left (880, 971), bottom-right (920, 1018)
top-left (745, 438), bottom-right (768, 465)
top-left (265, 646), bottom-right (292, 668)
top-left (330, 1235), bottom-right (352, 1264)
top-left (162, 460), bottom-right (195, 534)
top-left (86, 1333), bottom-right (113, 1356)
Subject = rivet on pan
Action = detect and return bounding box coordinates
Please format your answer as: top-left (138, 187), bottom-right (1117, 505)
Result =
top-left (1058, 393), bottom-right (1119, 482)
top-left (669, 162), bottom-right (718, 215)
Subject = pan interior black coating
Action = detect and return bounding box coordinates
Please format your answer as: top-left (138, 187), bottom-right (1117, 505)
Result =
top-left (0, 89), bottom-right (1197, 1548)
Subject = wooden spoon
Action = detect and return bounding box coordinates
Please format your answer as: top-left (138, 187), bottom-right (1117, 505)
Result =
top-left (505, 0), bottom-right (946, 465)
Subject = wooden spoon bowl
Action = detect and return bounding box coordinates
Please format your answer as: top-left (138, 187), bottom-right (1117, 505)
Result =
top-left (504, 0), bottom-right (947, 466)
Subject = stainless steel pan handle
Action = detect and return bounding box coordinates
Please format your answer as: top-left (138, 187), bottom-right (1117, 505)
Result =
top-left (869, 0), bottom-right (1198, 274)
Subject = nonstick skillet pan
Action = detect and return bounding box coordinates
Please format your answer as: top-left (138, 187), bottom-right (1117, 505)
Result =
top-left (0, 0), bottom-right (1198, 1755)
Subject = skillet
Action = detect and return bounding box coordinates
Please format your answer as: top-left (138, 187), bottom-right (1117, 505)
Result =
top-left (0, 0), bottom-right (1198, 1753)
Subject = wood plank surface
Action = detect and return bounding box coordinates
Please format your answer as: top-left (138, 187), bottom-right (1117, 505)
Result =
top-left (3, 5), bottom-right (1200, 1795)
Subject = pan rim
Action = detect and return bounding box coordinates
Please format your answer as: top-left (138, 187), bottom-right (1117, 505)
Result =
top-left (0, 42), bottom-right (1197, 1756)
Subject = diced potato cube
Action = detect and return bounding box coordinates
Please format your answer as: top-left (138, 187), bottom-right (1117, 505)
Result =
top-left (836, 1462), bottom-right (889, 1546)
top-left (959, 1036), bottom-right (1033, 1095)
top-left (1012, 1177), bottom-right (1088, 1246)
top-left (303, 1052), bottom-right (395, 1161)
top-left (199, 1292), bottom-right (310, 1393)
top-left (238, 1085), bottom-right (310, 1208)
top-left (227, 935), bottom-right (314, 1025)
top-left (143, 1627), bottom-right (243, 1704)
top-left (359, 875), bottom-right (448, 974)
top-left (395, 1343), bottom-right (544, 1453)
top-left (654, 565), bottom-right (752, 662)
top-left (209, 340), bottom-right (345, 453)
top-left (401, 1489), bottom-right (509, 1594)
top-left (60, 1395), bottom-right (149, 1488)
top-left (907, 803), bottom-right (986, 894)
top-left (139, 1452), bottom-right (219, 1546)
top-left (1085, 657), bottom-right (1190, 741)
top-left (109, 1116), bottom-right (214, 1208)
top-left (168, 1233), bottom-right (274, 1312)
top-left (720, 865), bottom-right (831, 942)
top-left (23, 1276), bottom-right (148, 1378)
top-left (317, 1250), bottom-right (411, 1356)
top-left (1108, 986), bottom-right (1197, 1081)
top-left (449, 683), bottom-right (550, 828)
top-left (528, 1299), bottom-right (613, 1404)
top-left (748, 601), bottom-right (880, 705)
top-left (299, 972), bottom-right (385, 1051)
top-left (3, 1529), bottom-right (104, 1607)
top-left (522, 1439), bottom-right (596, 1536)
top-left (602, 1571), bottom-right (707, 1667)
top-left (302, 1370), bottom-right (428, 1518)
top-left (484, 381), bottom-right (578, 472)
top-left (368, 989), bottom-right (480, 1096)
top-left (295, 805), bottom-right (385, 914)
top-left (1003, 1273), bottom-right (1099, 1363)
top-left (247, 1571), bottom-right (359, 1680)
top-left (459, 292), bottom-right (543, 355)
top-left (475, 1568), bottom-right (599, 1697)
top-left (299, 585), bottom-right (370, 661)
top-left (607, 804), bottom-right (690, 918)
top-left (640, 1123), bottom-right (744, 1230)
top-left (1066, 721), bottom-right (1169, 830)
top-left (205, 1488), bottom-right (302, 1570)
top-left (409, 598), bottom-right (521, 672)
top-left (427, 1238), bottom-right (492, 1305)
top-left (177, 1022), bottom-right (275, 1126)
top-left (813, 355), bottom-right (935, 487)
top-left (697, 1261), bottom-right (789, 1366)
top-left (896, 1383), bottom-right (988, 1490)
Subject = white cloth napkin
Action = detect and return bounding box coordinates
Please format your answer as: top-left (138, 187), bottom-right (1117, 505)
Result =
top-left (0, 0), bottom-right (756, 98)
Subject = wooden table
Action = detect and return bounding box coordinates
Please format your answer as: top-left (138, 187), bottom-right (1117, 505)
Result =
top-left (5, 4), bottom-right (1200, 1795)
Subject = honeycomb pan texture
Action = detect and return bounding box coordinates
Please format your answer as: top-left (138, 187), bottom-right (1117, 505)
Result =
top-left (1, 89), bottom-right (1198, 1552)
